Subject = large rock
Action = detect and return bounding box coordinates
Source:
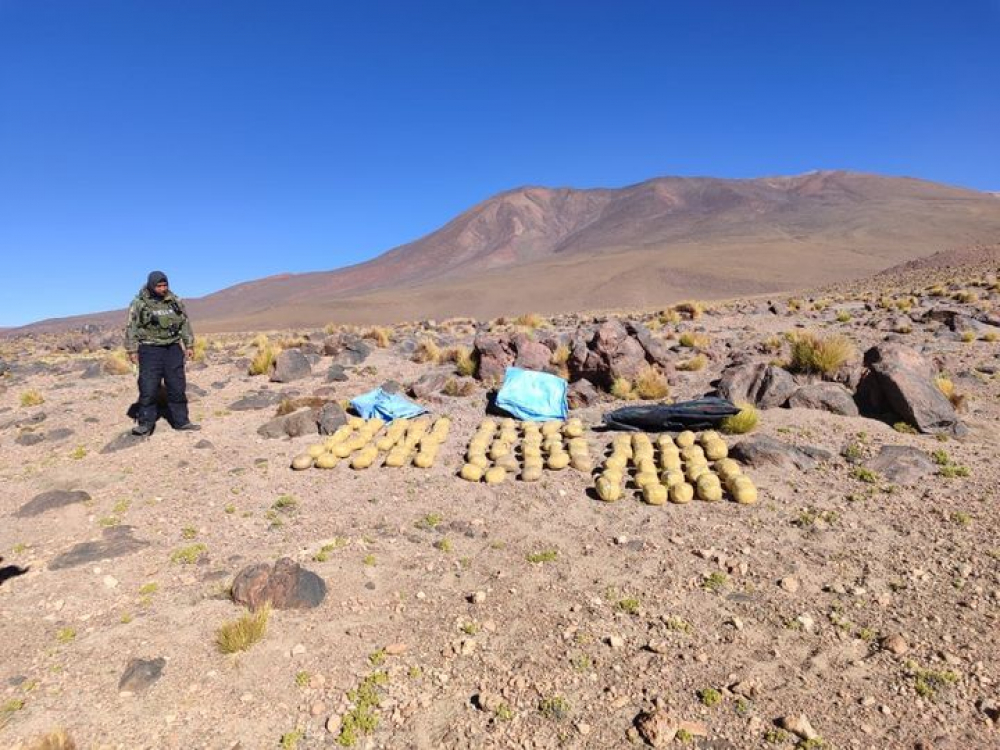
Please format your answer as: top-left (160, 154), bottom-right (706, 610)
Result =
top-left (569, 319), bottom-right (647, 387)
top-left (231, 557), bottom-right (326, 611)
top-left (567, 379), bottom-right (601, 409)
top-left (716, 362), bottom-right (797, 408)
top-left (866, 446), bottom-right (937, 484)
top-left (730, 435), bottom-right (818, 471)
top-left (269, 349), bottom-right (312, 383)
top-left (316, 402), bottom-right (348, 435)
top-left (856, 343), bottom-right (964, 436)
top-left (787, 383), bottom-right (859, 416)
top-left (474, 333), bottom-right (515, 386)
top-left (511, 334), bottom-right (553, 372)
top-left (229, 390), bottom-right (283, 411)
top-left (409, 371), bottom-right (449, 400)
top-left (257, 408), bottom-right (318, 439)
top-left (16, 489), bottom-right (92, 518)
top-left (626, 321), bottom-right (674, 369)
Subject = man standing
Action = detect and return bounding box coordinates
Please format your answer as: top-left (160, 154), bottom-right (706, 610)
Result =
top-left (124, 271), bottom-right (201, 435)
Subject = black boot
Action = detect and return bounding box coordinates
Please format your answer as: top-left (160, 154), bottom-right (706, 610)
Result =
top-left (132, 423), bottom-right (154, 436)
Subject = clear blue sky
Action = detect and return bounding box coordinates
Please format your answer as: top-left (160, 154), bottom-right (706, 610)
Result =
top-left (1, 1), bottom-right (998, 327)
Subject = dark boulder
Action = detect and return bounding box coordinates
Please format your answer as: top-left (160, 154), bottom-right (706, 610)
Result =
top-left (231, 557), bottom-right (326, 611)
top-left (257, 407), bottom-right (318, 439)
top-left (787, 383), bottom-right (859, 416)
top-left (716, 363), bottom-right (796, 409)
top-left (269, 348), bottom-right (312, 383)
top-left (866, 446), bottom-right (936, 485)
top-left (730, 435), bottom-right (819, 472)
top-left (856, 342), bottom-right (964, 436)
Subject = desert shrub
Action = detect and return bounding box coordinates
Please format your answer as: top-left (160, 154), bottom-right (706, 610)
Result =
top-left (835, 310), bottom-right (851, 323)
top-left (20, 390), bottom-right (45, 407)
top-left (412, 337), bottom-right (441, 364)
top-left (103, 349), bottom-right (133, 375)
top-left (658, 308), bottom-right (682, 325)
top-left (216, 605), bottom-right (270, 654)
top-left (787, 298), bottom-right (804, 312)
top-left (720, 402), bottom-right (758, 434)
top-left (513, 312), bottom-right (545, 329)
top-left (762, 335), bottom-right (784, 353)
top-left (18, 728), bottom-right (77, 750)
top-left (983, 331), bottom-right (998, 343)
top-left (788, 331), bottom-right (854, 376)
top-left (634, 365), bottom-right (670, 400)
top-left (673, 301), bottom-right (703, 319)
top-left (550, 343), bottom-right (571, 367)
top-left (934, 376), bottom-right (966, 411)
top-left (928, 284), bottom-right (946, 297)
top-left (960, 330), bottom-right (976, 343)
top-left (676, 353), bottom-right (707, 371)
top-left (190, 336), bottom-right (209, 363)
top-left (248, 336), bottom-right (279, 376)
top-left (363, 327), bottom-right (391, 348)
top-left (442, 378), bottom-right (474, 397)
top-left (443, 345), bottom-right (477, 377)
top-left (610, 377), bottom-right (636, 400)
top-left (678, 332), bottom-right (710, 349)
top-left (953, 289), bottom-right (978, 304)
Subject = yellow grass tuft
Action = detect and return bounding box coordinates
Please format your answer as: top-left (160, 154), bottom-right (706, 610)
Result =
top-left (678, 332), bottom-right (710, 349)
top-left (412, 337), bottom-right (441, 364)
top-left (672, 301), bottom-right (702, 320)
top-left (363, 327), bottom-right (391, 348)
top-left (788, 331), bottom-right (854, 376)
top-left (720, 402), bottom-right (758, 434)
top-left (191, 336), bottom-right (209, 363)
top-left (676, 353), bottom-right (707, 371)
top-left (610, 377), bottom-right (637, 400)
top-left (20, 390), bottom-right (45, 407)
top-left (442, 345), bottom-right (477, 377)
top-left (14, 729), bottom-right (76, 750)
top-left (633, 365), bottom-right (670, 400)
top-left (103, 348), bottom-right (133, 375)
top-left (934, 376), bottom-right (966, 411)
top-left (513, 312), bottom-right (545, 329)
top-left (248, 336), bottom-right (279, 376)
top-left (216, 604), bottom-right (270, 654)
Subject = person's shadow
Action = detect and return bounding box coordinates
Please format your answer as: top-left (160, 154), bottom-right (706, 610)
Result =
top-left (0, 556), bottom-right (30, 586)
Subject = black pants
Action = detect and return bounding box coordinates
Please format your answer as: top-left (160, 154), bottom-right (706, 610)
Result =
top-left (136, 343), bottom-right (189, 427)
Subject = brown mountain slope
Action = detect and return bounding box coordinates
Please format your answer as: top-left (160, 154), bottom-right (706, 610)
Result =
top-left (10, 171), bottom-right (1000, 334)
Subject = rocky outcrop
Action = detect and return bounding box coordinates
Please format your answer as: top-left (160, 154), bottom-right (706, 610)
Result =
top-left (716, 362), bottom-right (797, 408)
top-left (787, 382), bottom-right (859, 416)
top-left (856, 342), bottom-right (964, 435)
top-left (269, 348), bottom-right (312, 383)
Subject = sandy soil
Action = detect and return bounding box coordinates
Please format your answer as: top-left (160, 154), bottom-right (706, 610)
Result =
top-left (1, 273), bottom-right (999, 750)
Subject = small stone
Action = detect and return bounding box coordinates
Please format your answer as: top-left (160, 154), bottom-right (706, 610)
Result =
top-left (607, 635), bottom-right (625, 650)
top-left (861, 696), bottom-right (876, 707)
top-left (118, 657), bottom-right (166, 694)
top-left (459, 639), bottom-right (477, 656)
top-left (239, 693), bottom-right (254, 704)
top-left (470, 590), bottom-right (487, 604)
top-left (880, 705), bottom-right (891, 715)
top-left (729, 616), bottom-right (744, 631)
top-left (325, 714), bottom-right (342, 734)
top-left (291, 643), bottom-right (306, 656)
top-left (309, 674), bottom-right (326, 689)
top-left (310, 701), bottom-right (326, 717)
top-left (796, 614), bottom-right (815, 632)
top-left (577, 722), bottom-right (591, 736)
top-left (779, 576), bottom-right (800, 593)
top-left (416, 591), bottom-right (426, 600)
top-left (384, 642), bottom-right (408, 656)
top-left (647, 640), bottom-right (670, 654)
top-left (103, 575), bottom-right (119, 589)
top-left (730, 680), bottom-right (758, 698)
top-left (635, 710), bottom-right (680, 747)
top-left (881, 634), bottom-right (908, 656)
top-left (779, 714), bottom-right (818, 741)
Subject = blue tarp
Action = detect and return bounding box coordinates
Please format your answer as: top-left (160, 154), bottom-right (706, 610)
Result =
top-left (494, 366), bottom-right (568, 421)
top-left (350, 388), bottom-right (427, 421)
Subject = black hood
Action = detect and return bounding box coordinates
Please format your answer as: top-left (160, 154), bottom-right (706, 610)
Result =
top-left (146, 271), bottom-right (168, 296)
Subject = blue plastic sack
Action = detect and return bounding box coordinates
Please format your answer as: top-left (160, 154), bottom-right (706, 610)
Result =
top-left (494, 367), bottom-right (568, 422)
top-left (350, 388), bottom-right (427, 421)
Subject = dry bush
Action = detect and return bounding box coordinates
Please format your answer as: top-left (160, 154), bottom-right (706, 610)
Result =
top-left (275, 396), bottom-right (328, 416)
top-left (788, 332), bottom-right (854, 376)
top-left (658, 308), bottom-right (682, 325)
top-left (513, 312), bottom-right (545, 329)
top-left (676, 353), bottom-right (707, 371)
top-left (363, 326), bottom-right (391, 348)
top-left (216, 604), bottom-right (270, 654)
top-left (20, 390), bottom-right (44, 407)
top-left (103, 349), bottom-right (133, 375)
top-left (672, 301), bottom-right (702, 320)
top-left (678, 332), bottom-right (710, 349)
top-left (610, 377), bottom-right (636, 400)
top-left (14, 729), bottom-right (76, 750)
top-left (953, 289), bottom-right (978, 304)
top-left (412, 337), bottom-right (441, 364)
top-left (934, 376), bottom-right (966, 411)
top-left (634, 365), bottom-right (670, 400)
top-left (721, 402), bottom-right (758, 434)
top-left (442, 378), bottom-right (475, 397)
top-left (249, 336), bottom-right (279, 376)
top-left (191, 336), bottom-right (209, 363)
top-left (443, 345), bottom-right (477, 377)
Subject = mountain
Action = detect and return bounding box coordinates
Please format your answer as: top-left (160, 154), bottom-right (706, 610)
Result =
top-left (11, 171), bottom-right (1000, 334)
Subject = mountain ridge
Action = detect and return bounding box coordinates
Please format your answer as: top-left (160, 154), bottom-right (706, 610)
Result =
top-left (7, 171), bottom-right (1000, 335)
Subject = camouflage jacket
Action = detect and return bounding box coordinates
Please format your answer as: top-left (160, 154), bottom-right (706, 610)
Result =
top-left (124, 287), bottom-right (194, 352)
